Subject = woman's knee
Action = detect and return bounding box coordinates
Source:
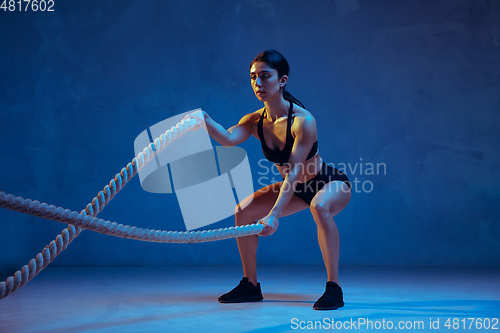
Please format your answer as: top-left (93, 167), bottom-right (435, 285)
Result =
top-left (234, 199), bottom-right (265, 226)
top-left (234, 205), bottom-right (250, 226)
top-left (234, 184), bottom-right (281, 226)
top-left (310, 201), bottom-right (326, 213)
top-left (310, 202), bottom-right (332, 228)
top-left (310, 182), bottom-right (351, 219)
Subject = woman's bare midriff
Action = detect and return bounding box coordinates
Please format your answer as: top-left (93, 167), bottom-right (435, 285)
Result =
top-left (276, 153), bottom-right (323, 183)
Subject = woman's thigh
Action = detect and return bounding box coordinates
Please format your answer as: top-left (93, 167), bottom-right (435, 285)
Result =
top-left (235, 182), bottom-right (309, 225)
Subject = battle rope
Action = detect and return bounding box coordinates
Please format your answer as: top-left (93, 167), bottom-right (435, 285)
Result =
top-left (0, 116), bottom-right (263, 300)
top-left (0, 192), bottom-right (264, 244)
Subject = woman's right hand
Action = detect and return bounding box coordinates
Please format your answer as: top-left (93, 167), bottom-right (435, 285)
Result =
top-left (182, 109), bottom-right (207, 131)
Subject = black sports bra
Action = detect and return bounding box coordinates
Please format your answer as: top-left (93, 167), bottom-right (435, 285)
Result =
top-left (257, 101), bottom-right (318, 166)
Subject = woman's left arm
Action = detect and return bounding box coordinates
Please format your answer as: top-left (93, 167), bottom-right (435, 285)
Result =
top-left (259, 114), bottom-right (317, 236)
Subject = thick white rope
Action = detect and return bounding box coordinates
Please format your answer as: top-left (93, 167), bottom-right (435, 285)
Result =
top-left (0, 116), bottom-right (263, 300)
top-left (0, 192), bottom-right (263, 243)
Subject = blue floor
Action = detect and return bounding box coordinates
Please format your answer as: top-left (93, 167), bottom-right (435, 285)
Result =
top-left (0, 266), bottom-right (499, 332)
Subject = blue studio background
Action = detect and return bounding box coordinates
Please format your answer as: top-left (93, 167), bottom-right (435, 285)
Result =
top-left (1, 0), bottom-right (499, 280)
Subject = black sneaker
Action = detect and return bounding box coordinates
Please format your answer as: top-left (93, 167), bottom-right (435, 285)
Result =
top-left (313, 281), bottom-right (344, 310)
top-left (218, 277), bottom-right (263, 303)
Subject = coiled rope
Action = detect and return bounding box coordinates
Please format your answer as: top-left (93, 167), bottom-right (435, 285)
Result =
top-left (0, 116), bottom-right (263, 300)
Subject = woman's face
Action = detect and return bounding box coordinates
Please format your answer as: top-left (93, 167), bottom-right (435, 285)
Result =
top-left (250, 62), bottom-right (286, 102)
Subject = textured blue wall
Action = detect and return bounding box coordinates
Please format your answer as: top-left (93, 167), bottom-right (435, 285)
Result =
top-left (1, 0), bottom-right (499, 278)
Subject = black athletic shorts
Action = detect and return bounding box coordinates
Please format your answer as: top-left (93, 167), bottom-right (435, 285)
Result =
top-left (284, 162), bottom-right (351, 206)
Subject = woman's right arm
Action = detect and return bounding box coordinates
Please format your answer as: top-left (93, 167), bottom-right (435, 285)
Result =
top-left (192, 111), bottom-right (254, 147)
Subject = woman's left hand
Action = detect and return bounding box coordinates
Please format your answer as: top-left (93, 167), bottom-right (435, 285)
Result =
top-left (258, 215), bottom-right (279, 237)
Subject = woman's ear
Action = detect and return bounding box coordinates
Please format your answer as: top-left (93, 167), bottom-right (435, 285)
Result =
top-left (280, 75), bottom-right (288, 87)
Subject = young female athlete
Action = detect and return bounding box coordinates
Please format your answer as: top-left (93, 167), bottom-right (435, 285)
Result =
top-left (186, 49), bottom-right (351, 310)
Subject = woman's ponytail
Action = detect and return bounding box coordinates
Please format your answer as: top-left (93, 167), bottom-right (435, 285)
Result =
top-left (283, 88), bottom-right (305, 109)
